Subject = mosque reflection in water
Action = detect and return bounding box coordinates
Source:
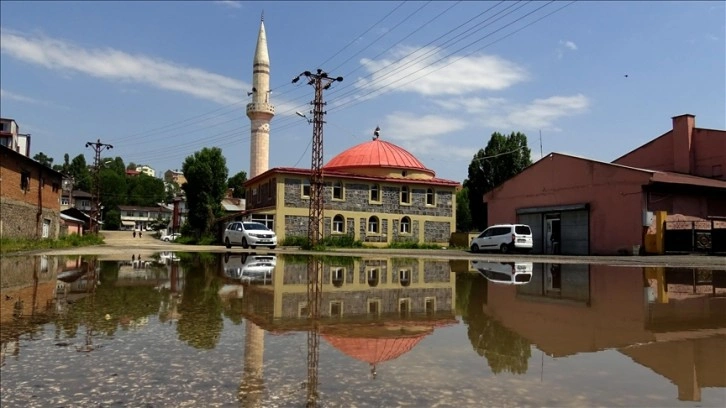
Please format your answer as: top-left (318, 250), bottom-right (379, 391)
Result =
top-left (0, 253), bottom-right (724, 406)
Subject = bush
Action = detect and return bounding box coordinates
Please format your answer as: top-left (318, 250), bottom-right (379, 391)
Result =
top-left (387, 240), bottom-right (443, 250)
top-left (0, 234), bottom-right (105, 254)
top-left (321, 235), bottom-right (363, 248)
top-left (281, 235), bottom-right (308, 247)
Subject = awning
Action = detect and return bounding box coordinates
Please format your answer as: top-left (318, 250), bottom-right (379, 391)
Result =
top-left (121, 221), bottom-right (135, 226)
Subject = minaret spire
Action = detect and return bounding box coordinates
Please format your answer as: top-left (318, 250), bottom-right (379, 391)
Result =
top-left (247, 17), bottom-right (275, 179)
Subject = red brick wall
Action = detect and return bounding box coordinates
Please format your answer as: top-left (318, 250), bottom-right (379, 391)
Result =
top-left (1, 148), bottom-right (63, 238)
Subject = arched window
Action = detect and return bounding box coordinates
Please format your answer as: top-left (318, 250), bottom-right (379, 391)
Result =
top-left (426, 188), bottom-right (435, 205)
top-left (368, 216), bottom-right (379, 233)
top-left (367, 268), bottom-right (379, 287)
top-left (332, 267), bottom-right (345, 288)
top-left (400, 216), bottom-right (411, 234)
top-left (332, 214), bottom-right (345, 234)
top-left (400, 186), bottom-right (410, 204)
top-left (399, 269), bottom-right (411, 287)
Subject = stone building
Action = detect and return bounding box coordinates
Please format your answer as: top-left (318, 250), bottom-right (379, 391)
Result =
top-left (0, 145), bottom-right (63, 239)
top-left (244, 138), bottom-right (459, 246)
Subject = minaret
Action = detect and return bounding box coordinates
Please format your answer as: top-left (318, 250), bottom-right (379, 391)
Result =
top-left (247, 15), bottom-right (275, 179)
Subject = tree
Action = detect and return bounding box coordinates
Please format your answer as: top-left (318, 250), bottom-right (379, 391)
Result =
top-left (33, 152), bottom-right (54, 168)
top-left (68, 154), bottom-right (92, 192)
top-left (463, 132), bottom-right (532, 230)
top-left (182, 147), bottom-right (228, 237)
top-left (227, 170), bottom-right (247, 198)
top-left (53, 153), bottom-right (71, 173)
top-left (456, 187), bottom-right (473, 232)
top-left (126, 173), bottom-right (165, 207)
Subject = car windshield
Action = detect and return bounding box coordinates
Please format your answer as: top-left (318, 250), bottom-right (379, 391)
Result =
top-left (243, 222), bottom-right (268, 230)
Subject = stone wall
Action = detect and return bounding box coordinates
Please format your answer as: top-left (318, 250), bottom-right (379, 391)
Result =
top-left (424, 221), bottom-right (452, 244)
top-left (284, 215), bottom-right (308, 238)
top-left (1, 198), bottom-right (61, 239)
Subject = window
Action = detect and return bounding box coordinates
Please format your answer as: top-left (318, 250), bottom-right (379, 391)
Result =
top-left (298, 302), bottom-right (309, 318)
top-left (399, 269), bottom-right (411, 287)
top-left (302, 179), bottom-right (311, 198)
top-left (425, 297), bottom-right (436, 315)
top-left (332, 214), bottom-right (345, 234)
top-left (399, 299), bottom-right (411, 315)
top-left (330, 301), bottom-right (343, 317)
top-left (367, 268), bottom-right (379, 287)
top-left (61, 197), bottom-right (69, 206)
top-left (20, 171), bottom-right (30, 191)
top-left (367, 216), bottom-right (379, 234)
top-left (368, 299), bottom-right (380, 315)
top-left (331, 267), bottom-right (345, 287)
top-left (400, 216), bottom-right (411, 234)
top-left (332, 181), bottom-right (344, 200)
top-left (426, 188), bottom-right (435, 205)
top-left (251, 214), bottom-right (274, 230)
top-left (400, 186), bottom-right (410, 204)
top-left (370, 184), bottom-right (380, 202)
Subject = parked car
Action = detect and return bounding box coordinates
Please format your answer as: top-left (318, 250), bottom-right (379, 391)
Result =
top-left (161, 232), bottom-right (181, 242)
top-left (222, 253), bottom-right (276, 284)
top-left (472, 260), bottom-right (533, 285)
top-left (470, 224), bottom-right (533, 253)
top-left (223, 221), bottom-right (277, 249)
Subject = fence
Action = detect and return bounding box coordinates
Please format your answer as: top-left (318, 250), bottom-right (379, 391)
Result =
top-left (663, 219), bottom-right (726, 254)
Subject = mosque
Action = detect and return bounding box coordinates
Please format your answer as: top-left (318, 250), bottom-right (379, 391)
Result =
top-left (243, 18), bottom-right (460, 246)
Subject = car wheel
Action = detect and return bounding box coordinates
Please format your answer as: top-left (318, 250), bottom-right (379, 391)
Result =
top-left (270, 246), bottom-right (276, 250)
top-left (164, 238), bottom-right (169, 242)
top-left (500, 243), bottom-right (510, 254)
top-left (470, 243), bottom-right (479, 253)
top-left (241, 238), bottom-right (249, 249)
top-left (250, 245), bottom-right (257, 249)
top-left (225, 238), bottom-right (231, 249)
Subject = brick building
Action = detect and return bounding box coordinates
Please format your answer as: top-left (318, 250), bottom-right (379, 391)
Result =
top-left (1, 145), bottom-right (63, 239)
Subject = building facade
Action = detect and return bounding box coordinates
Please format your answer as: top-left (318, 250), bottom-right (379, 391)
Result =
top-left (117, 205), bottom-right (172, 231)
top-left (0, 117), bottom-right (30, 156)
top-left (244, 138), bottom-right (459, 246)
top-left (485, 114), bottom-right (726, 255)
top-left (1, 145), bottom-right (63, 239)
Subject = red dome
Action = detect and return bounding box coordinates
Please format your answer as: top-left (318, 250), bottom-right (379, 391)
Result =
top-left (323, 335), bottom-right (426, 365)
top-left (324, 139), bottom-right (433, 175)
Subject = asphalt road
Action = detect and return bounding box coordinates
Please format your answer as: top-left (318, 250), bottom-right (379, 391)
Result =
top-left (20, 230), bottom-right (724, 269)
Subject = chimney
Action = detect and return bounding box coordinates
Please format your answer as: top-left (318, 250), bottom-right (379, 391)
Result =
top-left (671, 114), bottom-right (695, 174)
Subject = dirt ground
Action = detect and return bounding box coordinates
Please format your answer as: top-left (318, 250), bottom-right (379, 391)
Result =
top-left (14, 230), bottom-right (723, 269)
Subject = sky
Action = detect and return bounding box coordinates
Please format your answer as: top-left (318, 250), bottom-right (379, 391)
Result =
top-left (1, 1), bottom-right (724, 183)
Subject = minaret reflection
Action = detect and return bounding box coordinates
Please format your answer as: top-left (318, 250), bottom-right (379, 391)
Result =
top-left (238, 320), bottom-right (266, 407)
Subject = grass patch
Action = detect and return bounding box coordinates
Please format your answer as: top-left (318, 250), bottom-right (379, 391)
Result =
top-left (387, 240), bottom-right (444, 250)
top-left (282, 235), bottom-right (363, 250)
top-left (0, 234), bottom-right (105, 254)
top-left (174, 235), bottom-right (217, 245)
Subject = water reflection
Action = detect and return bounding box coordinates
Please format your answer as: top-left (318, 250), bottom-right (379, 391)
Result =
top-left (0, 254), bottom-right (724, 407)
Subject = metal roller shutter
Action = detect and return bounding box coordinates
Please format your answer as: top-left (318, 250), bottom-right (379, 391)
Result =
top-left (560, 210), bottom-right (589, 255)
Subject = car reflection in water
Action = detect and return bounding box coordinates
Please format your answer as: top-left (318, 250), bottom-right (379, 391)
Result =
top-left (472, 260), bottom-right (533, 285)
top-left (222, 253), bottom-right (276, 285)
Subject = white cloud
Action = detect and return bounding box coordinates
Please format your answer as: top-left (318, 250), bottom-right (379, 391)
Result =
top-left (380, 112), bottom-right (468, 160)
top-left (356, 45), bottom-right (528, 96)
top-left (0, 88), bottom-right (42, 104)
top-left (561, 40), bottom-right (578, 51)
top-left (486, 94), bottom-right (590, 130)
top-left (214, 1), bottom-right (242, 9)
top-left (0, 29), bottom-right (249, 105)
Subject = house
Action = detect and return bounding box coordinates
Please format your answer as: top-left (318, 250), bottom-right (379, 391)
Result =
top-left (0, 145), bottom-right (63, 239)
top-left (164, 169), bottom-right (187, 186)
top-left (135, 165), bottom-right (155, 178)
top-left (118, 204), bottom-right (172, 231)
top-left (0, 117), bottom-right (31, 156)
top-left (484, 114), bottom-right (726, 255)
top-left (61, 189), bottom-right (93, 212)
top-left (243, 138), bottom-right (460, 246)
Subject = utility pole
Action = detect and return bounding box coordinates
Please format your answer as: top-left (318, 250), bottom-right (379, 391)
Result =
top-left (292, 69), bottom-right (342, 408)
top-left (85, 139), bottom-right (113, 233)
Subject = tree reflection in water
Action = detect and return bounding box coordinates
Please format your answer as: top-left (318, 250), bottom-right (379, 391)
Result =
top-left (176, 254), bottom-right (223, 349)
top-left (458, 273), bottom-right (532, 375)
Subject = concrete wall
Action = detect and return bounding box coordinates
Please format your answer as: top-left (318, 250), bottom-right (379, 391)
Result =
top-left (486, 154), bottom-right (650, 255)
top-left (693, 128), bottom-right (726, 180)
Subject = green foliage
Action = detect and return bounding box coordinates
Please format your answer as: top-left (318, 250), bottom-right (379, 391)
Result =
top-left (0, 234), bottom-right (105, 254)
top-left (104, 208), bottom-right (122, 230)
top-left (464, 131), bottom-right (532, 230)
top-left (182, 147), bottom-right (228, 237)
top-left (321, 235), bottom-right (363, 248)
top-left (281, 235), bottom-right (308, 247)
top-left (177, 255), bottom-right (223, 349)
top-left (174, 234), bottom-right (216, 245)
top-left (33, 152), bottom-right (54, 167)
top-left (69, 154), bottom-right (92, 192)
top-left (126, 173), bottom-right (166, 206)
top-left (387, 240), bottom-right (443, 249)
top-left (227, 170), bottom-right (248, 198)
top-left (456, 187), bottom-right (473, 232)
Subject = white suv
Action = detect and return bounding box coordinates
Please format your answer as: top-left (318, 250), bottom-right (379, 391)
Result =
top-left (223, 221), bottom-right (277, 249)
top-left (470, 224), bottom-right (533, 254)
top-left (471, 261), bottom-right (533, 285)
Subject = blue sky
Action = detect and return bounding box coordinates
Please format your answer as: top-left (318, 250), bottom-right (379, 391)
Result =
top-left (1, 1), bottom-right (724, 183)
